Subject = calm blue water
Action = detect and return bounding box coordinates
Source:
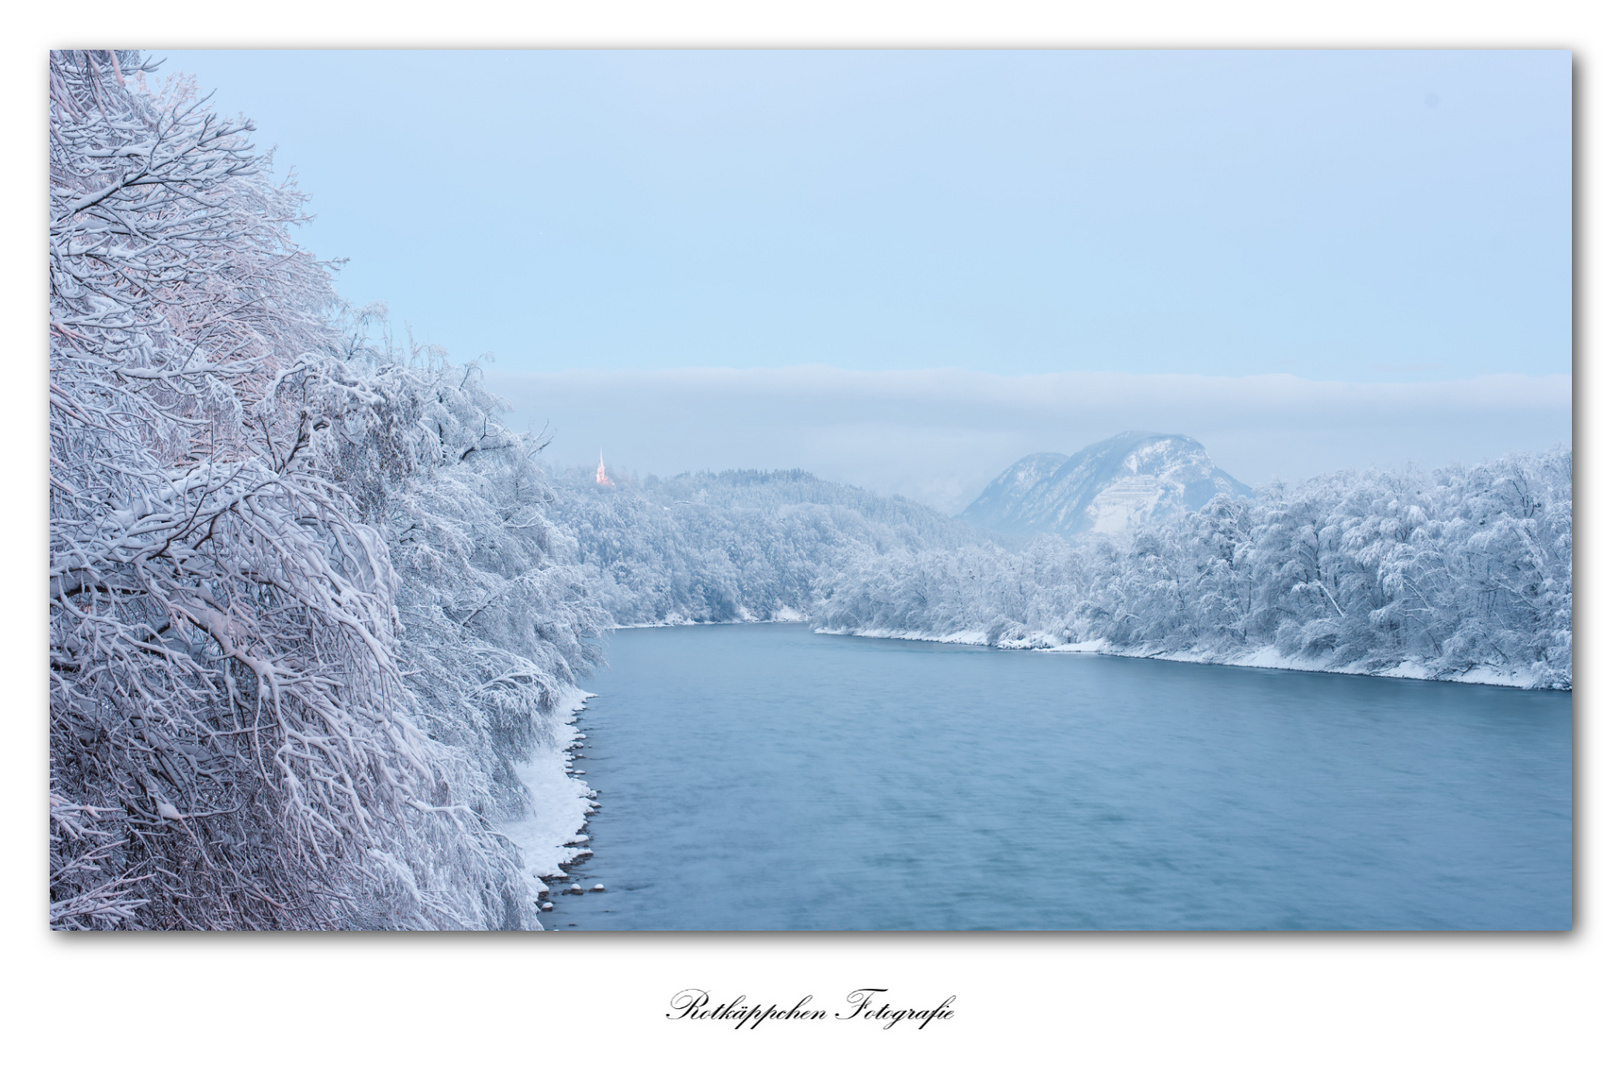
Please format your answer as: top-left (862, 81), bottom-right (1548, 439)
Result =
top-left (542, 623), bottom-right (1570, 931)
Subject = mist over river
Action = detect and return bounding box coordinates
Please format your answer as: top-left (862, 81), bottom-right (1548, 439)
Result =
top-left (542, 623), bottom-right (1570, 931)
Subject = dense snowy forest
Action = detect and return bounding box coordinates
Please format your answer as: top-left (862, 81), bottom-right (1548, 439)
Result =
top-left (548, 467), bottom-right (984, 625)
top-left (545, 450), bottom-right (1571, 690)
top-left (815, 452), bottom-right (1572, 690)
top-left (49, 51), bottom-right (606, 929)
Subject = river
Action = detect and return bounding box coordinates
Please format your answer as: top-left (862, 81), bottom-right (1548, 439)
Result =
top-left (541, 623), bottom-right (1570, 931)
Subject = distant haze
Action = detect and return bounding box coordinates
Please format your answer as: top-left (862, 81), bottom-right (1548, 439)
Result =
top-left (485, 367), bottom-right (1572, 514)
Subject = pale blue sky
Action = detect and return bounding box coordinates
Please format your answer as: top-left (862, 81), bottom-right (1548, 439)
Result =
top-left (162, 49), bottom-right (1570, 382)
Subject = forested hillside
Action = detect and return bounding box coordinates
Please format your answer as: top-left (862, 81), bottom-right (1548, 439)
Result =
top-left (49, 51), bottom-right (606, 929)
top-left (817, 451), bottom-right (1572, 689)
top-left (545, 449), bottom-right (1570, 689)
top-left (547, 467), bottom-right (986, 626)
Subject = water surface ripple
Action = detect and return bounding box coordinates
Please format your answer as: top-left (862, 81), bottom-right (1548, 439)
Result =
top-left (544, 624), bottom-right (1570, 931)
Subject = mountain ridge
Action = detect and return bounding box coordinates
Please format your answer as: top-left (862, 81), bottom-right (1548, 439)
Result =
top-left (959, 431), bottom-right (1251, 536)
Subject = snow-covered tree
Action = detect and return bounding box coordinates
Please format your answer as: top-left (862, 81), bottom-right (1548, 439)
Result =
top-left (545, 467), bottom-right (986, 627)
top-left (814, 451), bottom-right (1571, 690)
top-left (49, 51), bottom-right (604, 930)
top-left (295, 331), bottom-right (610, 822)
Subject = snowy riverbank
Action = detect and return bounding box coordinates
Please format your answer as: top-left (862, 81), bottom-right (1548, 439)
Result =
top-left (611, 608), bottom-right (812, 631)
top-left (816, 626), bottom-right (1562, 690)
top-left (501, 687), bottom-right (599, 895)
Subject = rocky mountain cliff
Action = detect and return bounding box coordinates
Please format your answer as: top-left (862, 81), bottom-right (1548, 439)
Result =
top-left (959, 432), bottom-right (1251, 536)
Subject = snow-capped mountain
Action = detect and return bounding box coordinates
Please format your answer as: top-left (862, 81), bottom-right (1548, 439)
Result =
top-left (959, 432), bottom-right (1252, 536)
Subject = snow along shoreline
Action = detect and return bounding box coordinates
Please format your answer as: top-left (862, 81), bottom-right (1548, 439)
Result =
top-left (599, 616), bottom-right (1559, 689)
top-left (501, 686), bottom-right (599, 902)
top-left (608, 607), bottom-right (813, 630)
top-left (815, 626), bottom-right (1564, 691)
top-left (502, 617), bottom-right (820, 911)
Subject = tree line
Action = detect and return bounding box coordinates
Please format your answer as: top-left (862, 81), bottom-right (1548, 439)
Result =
top-left (546, 448), bottom-right (1569, 689)
top-left (813, 451), bottom-right (1571, 689)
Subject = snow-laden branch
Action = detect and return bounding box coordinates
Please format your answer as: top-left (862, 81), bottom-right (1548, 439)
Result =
top-left (50, 51), bottom-right (607, 930)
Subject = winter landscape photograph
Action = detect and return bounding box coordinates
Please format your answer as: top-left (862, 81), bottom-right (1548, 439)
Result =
top-left (48, 48), bottom-right (1571, 931)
